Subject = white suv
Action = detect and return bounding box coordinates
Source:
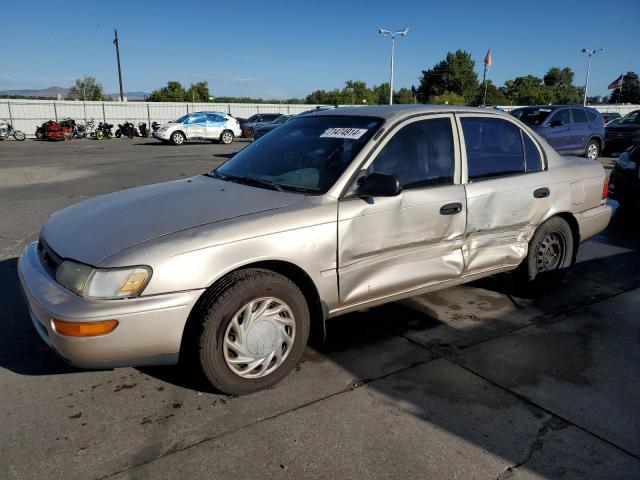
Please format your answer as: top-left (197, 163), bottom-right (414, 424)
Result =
top-left (153, 112), bottom-right (242, 145)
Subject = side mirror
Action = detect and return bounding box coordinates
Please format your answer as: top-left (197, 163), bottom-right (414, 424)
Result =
top-left (549, 119), bottom-right (563, 127)
top-left (356, 172), bottom-right (402, 197)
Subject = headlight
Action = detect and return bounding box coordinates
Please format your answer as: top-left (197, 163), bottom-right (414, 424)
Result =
top-left (158, 126), bottom-right (168, 132)
top-left (616, 155), bottom-right (636, 170)
top-left (55, 261), bottom-right (151, 299)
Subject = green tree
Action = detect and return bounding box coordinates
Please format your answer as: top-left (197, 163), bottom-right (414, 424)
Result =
top-left (66, 76), bottom-right (104, 101)
top-left (501, 75), bottom-right (555, 105)
top-left (432, 91), bottom-right (465, 105)
top-left (473, 80), bottom-right (507, 106)
top-left (186, 81), bottom-right (210, 103)
top-left (543, 67), bottom-right (581, 103)
top-left (394, 87), bottom-right (416, 104)
top-left (417, 50), bottom-right (478, 104)
top-left (148, 81), bottom-right (187, 102)
top-left (610, 71), bottom-right (640, 104)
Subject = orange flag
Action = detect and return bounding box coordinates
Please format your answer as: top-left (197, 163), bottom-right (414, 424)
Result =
top-left (484, 48), bottom-right (492, 67)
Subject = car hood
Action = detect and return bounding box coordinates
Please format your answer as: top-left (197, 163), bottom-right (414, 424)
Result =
top-left (607, 124), bottom-right (640, 132)
top-left (41, 175), bottom-right (304, 265)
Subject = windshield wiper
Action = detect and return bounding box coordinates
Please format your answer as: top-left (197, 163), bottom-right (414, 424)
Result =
top-left (209, 172), bottom-right (283, 192)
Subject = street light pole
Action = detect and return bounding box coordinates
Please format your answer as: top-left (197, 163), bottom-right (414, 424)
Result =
top-left (580, 48), bottom-right (604, 106)
top-left (379, 27), bottom-right (409, 105)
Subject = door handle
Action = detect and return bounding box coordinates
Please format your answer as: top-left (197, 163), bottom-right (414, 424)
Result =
top-left (533, 187), bottom-right (550, 199)
top-left (440, 202), bottom-right (463, 215)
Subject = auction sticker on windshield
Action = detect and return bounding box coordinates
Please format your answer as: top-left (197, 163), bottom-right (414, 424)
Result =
top-left (320, 128), bottom-right (368, 140)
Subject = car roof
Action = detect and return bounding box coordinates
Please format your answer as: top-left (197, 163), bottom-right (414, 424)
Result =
top-left (192, 111), bottom-right (227, 115)
top-left (298, 104), bottom-right (513, 122)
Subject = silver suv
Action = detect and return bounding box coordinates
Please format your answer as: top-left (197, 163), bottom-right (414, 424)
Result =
top-left (19, 105), bottom-right (611, 395)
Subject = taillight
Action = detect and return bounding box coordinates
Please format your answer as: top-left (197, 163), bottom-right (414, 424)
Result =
top-left (602, 177), bottom-right (609, 202)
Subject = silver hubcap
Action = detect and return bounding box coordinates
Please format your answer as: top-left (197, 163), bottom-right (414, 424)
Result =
top-left (223, 297), bottom-right (295, 379)
top-left (222, 132), bottom-right (232, 143)
top-left (174, 133), bottom-right (184, 144)
top-left (587, 143), bottom-right (598, 159)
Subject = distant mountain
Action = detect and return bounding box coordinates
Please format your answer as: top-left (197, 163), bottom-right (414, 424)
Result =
top-left (0, 86), bottom-right (68, 98)
top-left (0, 86), bottom-right (150, 101)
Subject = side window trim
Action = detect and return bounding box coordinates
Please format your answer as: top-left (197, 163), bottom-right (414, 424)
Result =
top-left (454, 113), bottom-right (547, 184)
top-left (347, 114), bottom-right (461, 194)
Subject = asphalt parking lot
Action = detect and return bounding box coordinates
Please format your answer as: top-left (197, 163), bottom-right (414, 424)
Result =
top-left (1, 138), bottom-right (639, 479)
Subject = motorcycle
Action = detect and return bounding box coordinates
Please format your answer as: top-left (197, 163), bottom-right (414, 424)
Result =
top-left (38, 120), bottom-right (74, 140)
top-left (95, 122), bottom-right (114, 140)
top-left (115, 121), bottom-right (135, 139)
top-left (137, 122), bottom-right (148, 137)
top-left (0, 120), bottom-right (26, 141)
top-left (59, 118), bottom-right (86, 139)
top-left (151, 121), bottom-right (161, 132)
top-left (82, 118), bottom-right (96, 138)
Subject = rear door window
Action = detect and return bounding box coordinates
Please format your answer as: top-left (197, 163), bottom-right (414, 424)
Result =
top-left (523, 134), bottom-right (542, 172)
top-left (571, 108), bottom-right (588, 124)
top-left (551, 109), bottom-right (571, 126)
top-left (461, 117), bottom-right (525, 180)
top-left (586, 109), bottom-right (598, 123)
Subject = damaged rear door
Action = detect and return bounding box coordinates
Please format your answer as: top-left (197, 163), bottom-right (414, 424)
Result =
top-left (337, 114), bottom-right (466, 307)
top-left (457, 114), bottom-right (552, 273)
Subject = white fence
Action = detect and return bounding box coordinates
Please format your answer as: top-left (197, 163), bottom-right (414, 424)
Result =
top-left (0, 99), bottom-right (326, 137)
top-left (500, 104), bottom-right (639, 115)
top-left (1, 99), bottom-right (638, 137)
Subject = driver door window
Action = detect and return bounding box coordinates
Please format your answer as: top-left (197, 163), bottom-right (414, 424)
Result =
top-left (337, 115), bottom-right (466, 306)
top-left (185, 114), bottom-right (206, 139)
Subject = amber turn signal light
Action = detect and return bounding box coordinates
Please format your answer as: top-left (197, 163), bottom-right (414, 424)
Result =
top-left (52, 319), bottom-right (119, 337)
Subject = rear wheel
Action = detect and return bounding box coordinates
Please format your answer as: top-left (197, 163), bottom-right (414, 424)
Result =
top-left (220, 130), bottom-right (234, 145)
top-left (585, 139), bottom-right (600, 160)
top-left (188, 269), bottom-right (310, 395)
top-left (513, 216), bottom-right (574, 288)
top-left (171, 131), bottom-right (185, 145)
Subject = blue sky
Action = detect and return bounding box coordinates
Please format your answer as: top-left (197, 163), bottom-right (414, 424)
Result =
top-left (1, 0), bottom-right (638, 99)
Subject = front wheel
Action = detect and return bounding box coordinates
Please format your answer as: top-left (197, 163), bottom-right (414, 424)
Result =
top-left (13, 130), bottom-right (26, 141)
top-left (171, 131), bottom-right (185, 145)
top-left (585, 139), bottom-right (600, 160)
top-left (190, 269), bottom-right (310, 395)
top-left (115, 129), bottom-right (121, 138)
top-left (95, 130), bottom-right (104, 140)
top-left (513, 216), bottom-right (574, 288)
top-left (220, 130), bottom-right (234, 145)
top-left (243, 127), bottom-right (254, 138)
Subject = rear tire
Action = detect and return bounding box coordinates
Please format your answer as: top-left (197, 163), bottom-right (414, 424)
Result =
top-left (220, 130), bottom-right (234, 145)
top-left (513, 216), bottom-right (574, 290)
top-left (585, 139), bottom-right (600, 160)
top-left (187, 269), bottom-right (310, 395)
top-left (171, 131), bottom-right (185, 145)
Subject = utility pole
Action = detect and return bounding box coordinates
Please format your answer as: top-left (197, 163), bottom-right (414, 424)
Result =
top-left (482, 49), bottom-right (492, 107)
top-left (113, 28), bottom-right (124, 102)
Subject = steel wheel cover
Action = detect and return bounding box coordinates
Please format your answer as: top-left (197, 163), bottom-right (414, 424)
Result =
top-left (223, 297), bottom-right (296, 379)
top-left (535, 232), bottom-right (566, 272)
top-left (587, 143), bottom-right (598, 160)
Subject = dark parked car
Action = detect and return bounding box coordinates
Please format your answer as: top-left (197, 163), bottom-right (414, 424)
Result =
top-left (604, 109), bottom-right (640, 155)
top-left (252, 115), bottom-right (292, 141)
top-left (510, 105), bottom-right (605, 160)
top-left (608, 144), bottom-right (640, 208)
top-left (240, 113), bottom-right (283, 138)
top-left (602, 112), bottom-right (622, 125)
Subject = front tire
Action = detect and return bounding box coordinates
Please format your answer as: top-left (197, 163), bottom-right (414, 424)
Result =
top-left (513, 216), bottom-right (574, 288)
top-left (171, 131), bottom-right (185, 145)
top-left (192, 269), bottom-right (310, 395)
top-left (95, 130), bottom-right (104, 140)
top-left (220, 130), bottom-right (234, 145)
top-left (244, 127), bottom-right (254, 138)
top-left (13, 130), bottom-right (26, 141)
top-left (585, 139), bottom-right (600, 160)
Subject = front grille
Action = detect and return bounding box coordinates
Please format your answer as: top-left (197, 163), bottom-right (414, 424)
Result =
top-left (37, 238), bottom-right (63, 276)
top-left (607, 131), bottom-right (634, 139)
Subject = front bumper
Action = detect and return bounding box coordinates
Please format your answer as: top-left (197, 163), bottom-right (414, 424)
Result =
top-left (18, 242), bottom-right (204, 369)
top-left (152, 129), bottom-right (172, 140)
top-left (575, 204), bottom-right (613, 242)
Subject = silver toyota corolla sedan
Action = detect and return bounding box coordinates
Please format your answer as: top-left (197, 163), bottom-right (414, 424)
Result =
top-left (18, 105), bottom-right (612, 395)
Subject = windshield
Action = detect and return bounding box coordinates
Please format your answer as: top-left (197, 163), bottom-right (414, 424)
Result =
top-left (621, 110), bottom-right (640, 124)
top-left (511, 107), bottom-right (553, 126)
top-left (174, 114), bottom-right (190, 123)
top-left (215, 115), bottom-right (383, 194)
top-left (272, 115), bottom-right (291, 125)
